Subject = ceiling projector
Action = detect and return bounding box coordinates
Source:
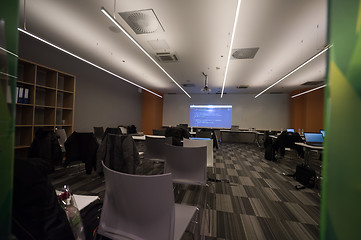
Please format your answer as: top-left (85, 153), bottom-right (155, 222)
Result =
top-left (201, 72), bottom-right (211, 92)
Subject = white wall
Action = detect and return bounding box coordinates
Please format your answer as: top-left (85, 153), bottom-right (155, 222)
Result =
top-left (19, 34), bottom-right (142, 133)
top-left (163, 93), bottom-right (290, 130)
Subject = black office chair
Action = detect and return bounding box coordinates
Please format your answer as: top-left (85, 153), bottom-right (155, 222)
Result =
top-left (275, 131), bottom-right (304, 158)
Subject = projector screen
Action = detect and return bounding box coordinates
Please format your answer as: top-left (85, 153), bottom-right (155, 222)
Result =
top-left (189, 105), bottom-right (232, 128)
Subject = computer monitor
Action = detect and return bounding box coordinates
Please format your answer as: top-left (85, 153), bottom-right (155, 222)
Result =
top-left (320, 130), bottom-right (325, 137)
top-left (286, 128), bottom-right (295, 133)
top-left (304, 133), bottom-right (324, 146)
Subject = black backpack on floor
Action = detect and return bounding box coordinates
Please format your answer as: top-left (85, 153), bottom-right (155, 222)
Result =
top-left (294, 164), bottom-right (316, 188)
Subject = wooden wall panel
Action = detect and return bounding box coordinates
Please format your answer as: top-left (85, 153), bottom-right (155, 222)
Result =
top-left (141, 90), bottom-right (163, 135)
top-left (290, 88), bottom-right (324, 133)
top-left (305, 89), bottom-right (324, 132)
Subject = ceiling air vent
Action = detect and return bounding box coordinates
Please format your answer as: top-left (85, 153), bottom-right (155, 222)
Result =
top-left (302, 81), bottom-right (324, 86)
top-left (156, 52), bottom-right (178, 62)
top-left (232, 48), bottom-right (259, 59)
top-left (119, 9), bottom-right (164, 34)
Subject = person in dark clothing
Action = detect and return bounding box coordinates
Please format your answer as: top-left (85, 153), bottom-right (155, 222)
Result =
top-left (28, 128), bottom-right (63, 173)
top-left (12, 158), bottom-right (75, 240)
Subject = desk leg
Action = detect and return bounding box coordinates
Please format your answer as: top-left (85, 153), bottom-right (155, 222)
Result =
top-left (255, 134), bottom-right (261, 148)
top-left (304, 148), bottom-right (311, 166)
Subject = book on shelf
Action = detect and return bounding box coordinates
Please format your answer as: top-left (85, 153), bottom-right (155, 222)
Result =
top-left (16, 86), bottom-right (30, 104)
top-left (17, 86), bottom-right (23, 103)
top-left (23, 88), bottom-right (29, 104)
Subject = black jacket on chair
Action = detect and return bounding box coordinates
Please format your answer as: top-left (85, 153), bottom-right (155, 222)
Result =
top-left (97, 134), bottom-right (140, 174)
top-left (63, 131), bottom-right (99, 174)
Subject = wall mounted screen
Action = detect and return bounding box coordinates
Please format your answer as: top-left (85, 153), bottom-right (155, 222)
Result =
top-left (189, 105), bottom-right (232, 128)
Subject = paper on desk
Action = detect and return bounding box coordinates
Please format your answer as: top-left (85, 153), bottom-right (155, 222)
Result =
top-left (73, 194), bottom-right (99, 210)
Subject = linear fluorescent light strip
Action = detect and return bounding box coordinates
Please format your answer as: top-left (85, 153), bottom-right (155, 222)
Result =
top-left (0, 47), bottom-right (18, 78)
top-left (221, 0), bottom-right (242, 98)
top-left (17, 28), bottom-right (162, 98)
top-left (255, 44), bottom-right (333, 98)
top-left (291, 84), bottom-right (326, 98)
top-left (0, 46), bottom-right (19, 58)
top-left (101, 7), bottom-right (191, 98)
top-left (0, 71), bottom-right (18, 79)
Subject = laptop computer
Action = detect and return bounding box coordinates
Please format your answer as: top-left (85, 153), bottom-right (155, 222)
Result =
top-left (304, 133), bottom-right (323, 147)
top-left (287, 128), bottom-right (295, 133)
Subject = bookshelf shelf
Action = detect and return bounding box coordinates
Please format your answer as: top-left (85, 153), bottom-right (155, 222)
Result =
top-left (15, 59), bottom-right (75, 157)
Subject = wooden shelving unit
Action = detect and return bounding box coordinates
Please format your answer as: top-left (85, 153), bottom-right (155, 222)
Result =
top-left (15, 59), bottom-right (75, 157)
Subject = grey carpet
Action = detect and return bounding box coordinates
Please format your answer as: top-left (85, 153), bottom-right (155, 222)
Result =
top-left (49, 142), bottom-right (321, 240)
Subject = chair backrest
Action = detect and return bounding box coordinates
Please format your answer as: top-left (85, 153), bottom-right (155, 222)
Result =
top-left (103, 127), bottom-right (121, 140)
top-left (144, 136), bottom-right (172, 161)
top-left (164, 144), bottom-right (207, 186)
top-left (93, 127), bottom-right (104, 140)
top-left (118, 125), bottom-right (128, 135)
top-left (98, 162), bottom-right (175, 240)
top-left (56, 128), bottom-right (67, 152)
top-left (183, 138), bottom-right (213, 167)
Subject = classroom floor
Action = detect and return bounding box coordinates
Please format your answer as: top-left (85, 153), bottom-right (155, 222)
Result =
top-left (49, 142), bottom-right (322, 240)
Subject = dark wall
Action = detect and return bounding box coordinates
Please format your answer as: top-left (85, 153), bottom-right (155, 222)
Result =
top-left (18, 33), bottom-right (142, 132)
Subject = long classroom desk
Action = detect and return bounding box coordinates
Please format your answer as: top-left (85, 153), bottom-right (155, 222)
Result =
top-left (295, 142), bottom-right (323, 166)
top-left (220, 130), bottom-right (262, 146)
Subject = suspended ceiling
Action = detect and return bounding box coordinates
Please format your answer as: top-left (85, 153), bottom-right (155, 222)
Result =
top-left (18, 0), bottom-right (328, 97)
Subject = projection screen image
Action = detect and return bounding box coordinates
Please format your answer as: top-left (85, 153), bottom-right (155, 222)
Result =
top-left (189, 105), bottom-right (232, 128)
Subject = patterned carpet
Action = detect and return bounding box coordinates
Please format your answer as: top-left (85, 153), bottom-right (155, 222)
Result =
top-left (49, 142), bottom-right (322, 240)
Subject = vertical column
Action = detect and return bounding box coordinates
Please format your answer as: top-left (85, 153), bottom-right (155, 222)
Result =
top-left (0, 0), bottom-right (19, 238)
top-left (321, 1), bottom-right (361, 239)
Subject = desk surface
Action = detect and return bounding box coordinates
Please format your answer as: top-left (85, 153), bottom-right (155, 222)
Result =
top-left (220, 130), bottom-right (258, 133)
top-left (295, 142), bottom-right (323, 150)
top-left (73, 194), bottom-right (99, 210)
top-left (132, 135), bottom-right (166, 141)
